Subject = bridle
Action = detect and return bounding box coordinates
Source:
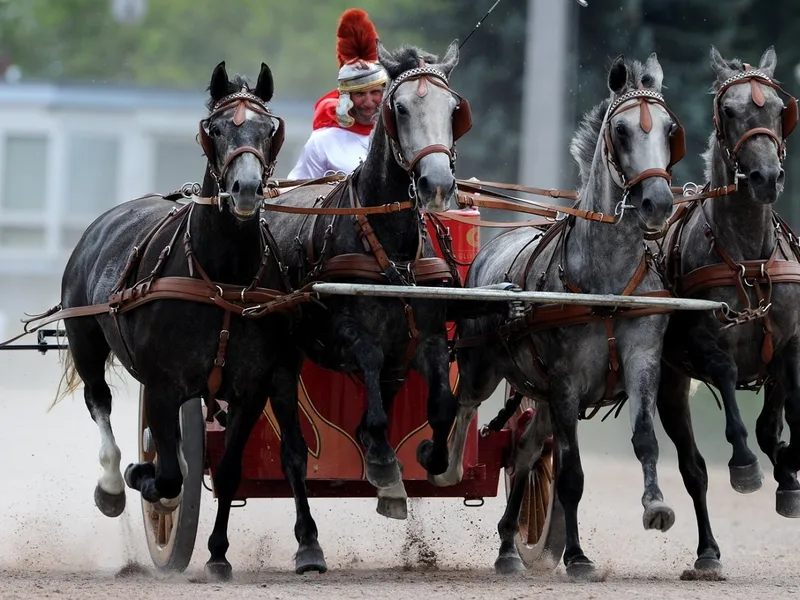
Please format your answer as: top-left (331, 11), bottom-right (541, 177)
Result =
top-left (603, 88), bottom-right (686, 202)
top-left (197, 88), bottom-right (286, 208)
top-left (712, 66), bottom-right (798, 175)
top-left (381, 65), bottom-right (473, 199)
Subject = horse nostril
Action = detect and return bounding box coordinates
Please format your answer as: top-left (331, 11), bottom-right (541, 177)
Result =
top-left (232, 181), bottom-right (241, 194)
top-left (416, 176), bottom-right (430, 196)
top-left (749, 170), bottom-right (766, 187)
top-left (256, 182), bottom-right (264, 197)
top-left (641, 198), bottom-right (655, 216)
top-left (777, 169), bottom-right (786, 187)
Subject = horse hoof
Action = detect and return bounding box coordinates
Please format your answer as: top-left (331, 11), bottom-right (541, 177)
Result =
top-left (494, 553), bottom-right (525, 575)
top-left (376, 496), bottom-right (408, 520)
top-left (729, 461), bottom-right (763, 494)
top-left (94, 485), bottom-right (126, 518)
top-left (204, 560), bottom-right (233, 582)
top-left (295, 543), bottom-right (328, 574)
top-left (565, 556), bottom-right (596, 580)
top-left (366, 461), bottom-right (402, 490)
top-left (416, 439), bottom-right (447, 476)
top-left (776, 489), bottom-right (800, 518)
top-left (694, 555), bottom-right (723, 573)
top-left (643, 501), bottom-right (675, 532)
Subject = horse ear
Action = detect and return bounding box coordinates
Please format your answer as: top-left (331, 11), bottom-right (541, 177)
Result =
top-left (709, 45), bottom-right (731, 79)
top-left (438, 39), bottom-right (460, 78)
top-left (377, 39), bottom-right (401, 76)
top-left (254, 62), bottom-right (274, 103)
top-left (607, 55), bottom-right (628, 95)
top-left (758, 45), bottom-right (777, 78)
top-left (643, 52), bottom-right (664, 92)
top-left (209, 61), bottom-right (230, 103)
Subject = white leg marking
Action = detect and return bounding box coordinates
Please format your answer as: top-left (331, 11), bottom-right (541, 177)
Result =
top-left (97, 415), bottom-right (124, 495)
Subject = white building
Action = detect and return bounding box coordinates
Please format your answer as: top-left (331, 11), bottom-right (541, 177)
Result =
top-left (0, 82), bottom-right (313, 333)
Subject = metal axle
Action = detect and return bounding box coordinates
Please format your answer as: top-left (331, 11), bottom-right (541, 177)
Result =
top-left (311, 282), bottom-right (726, 312)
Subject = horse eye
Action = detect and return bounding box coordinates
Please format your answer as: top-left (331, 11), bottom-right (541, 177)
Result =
top-left (209, 124), bottom-right (222, 137)
top-left (395, 104), bottom-right (409, 116)
top-left (614, 122), bottom-right (628, 137)
top-left (723, 106), bottom-right (735, 119)
top-left (668, 122), bottom-right (678, 136)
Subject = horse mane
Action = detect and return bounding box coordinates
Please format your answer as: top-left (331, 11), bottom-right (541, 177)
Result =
top-left (382, 45), bottom-right (440, 80)
top-left (205, 74), bottom-right (251, 111)
top-left (569, 57), bottom-right (655, 188)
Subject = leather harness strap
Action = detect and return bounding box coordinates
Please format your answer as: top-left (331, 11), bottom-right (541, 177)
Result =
top-left (666, 201), bottom-right (800, 390)
top-left (455, 216), bottom-right (673, 417)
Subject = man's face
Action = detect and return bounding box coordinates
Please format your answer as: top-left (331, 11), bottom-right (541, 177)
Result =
top-left (350, 87), bottom-right (384, 125)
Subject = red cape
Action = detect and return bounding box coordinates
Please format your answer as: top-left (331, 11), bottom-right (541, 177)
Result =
top-left (311, 89), bottom-right (375, 136)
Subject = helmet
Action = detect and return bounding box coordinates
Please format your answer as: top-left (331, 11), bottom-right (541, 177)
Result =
top-left (335, 9), bottom-right (388, 128)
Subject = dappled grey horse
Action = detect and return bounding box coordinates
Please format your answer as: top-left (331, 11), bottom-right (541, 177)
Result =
top-left (655, 45), bottom-right (800, 573)
top-left (432, 54), bottom-right (685, 578)
top-left (264, 41), bottom-right (471, 517)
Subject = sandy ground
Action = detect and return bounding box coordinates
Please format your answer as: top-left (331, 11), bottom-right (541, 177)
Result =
top-left (1, 351), bottom-right (800, 599)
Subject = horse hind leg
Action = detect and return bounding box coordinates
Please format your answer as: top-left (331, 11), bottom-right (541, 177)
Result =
top-left (123, 388), bottom-right (183, 511)
top-left (64, 319), bottom-right (126, 518)
top-left (768, 346), bottom-right (800, 518)
top-left (204, 391), bottom-right (271, 581)
top-left (495, 402), bottom-right (552, 575)
top-left (657, 361), bottom-right (721, 574)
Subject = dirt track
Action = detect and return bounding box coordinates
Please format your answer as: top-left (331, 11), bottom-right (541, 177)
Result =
top-left (2, 352), bottom-right (799, 599)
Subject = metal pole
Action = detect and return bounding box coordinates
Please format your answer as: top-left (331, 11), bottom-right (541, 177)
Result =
top-left (310, 283), bottom-right (726, 312)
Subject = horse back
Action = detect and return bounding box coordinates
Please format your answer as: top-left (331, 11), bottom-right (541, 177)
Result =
top-left (61, 196), bottom-right (187, 308)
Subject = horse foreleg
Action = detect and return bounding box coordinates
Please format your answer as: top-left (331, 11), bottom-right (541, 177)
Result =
top-left (622, 347), bottom-right (675, 533)
top-left (688, 330), bottom-right (762, 493)
top-left (429, 345), bottom-right (502, 487)
top-left (770, 343), bottom-right (800, 517)
top-left (413, 334), bottom-right (459, 477)
top-left (656, 360), bottom-right (721, 573)
top-left (338, 320), bottom-right (399, 489)
top-left (205, 395), bottom-right (266, 581)
top-left (375, 378), bottom-right (408, 520)
top-left (269, 362), bottom-right (327, 573)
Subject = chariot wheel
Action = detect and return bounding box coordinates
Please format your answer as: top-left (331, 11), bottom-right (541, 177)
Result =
top-left (503, 394), bottom-right (566, 568)
top-left (138, 386), bottom-right (205, 572)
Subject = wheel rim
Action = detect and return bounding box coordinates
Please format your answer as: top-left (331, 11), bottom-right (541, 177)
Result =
top-left (139, 387), bottom-right (186, 566)
top-left (503, 394), bottom-right (559, 565)
top-left (517, 444), bottom-right (555, 550)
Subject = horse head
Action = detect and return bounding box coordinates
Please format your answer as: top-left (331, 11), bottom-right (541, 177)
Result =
top-left (198, 61), bottom-right (285, 220)
top-left (377, 40), bottom-right (472, 213)
top-left (710, 45), bottom-right (797, 204)
top-left (603, 53), bottom-right (683, 234)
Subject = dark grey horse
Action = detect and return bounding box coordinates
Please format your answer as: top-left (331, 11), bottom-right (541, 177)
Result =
top-left (57, 62), bottom-right (325, 579)
top-left (431, 54), bottom-right (681, 578)
top-left (264, 41), bottom-right (469, 517)
top-left (655, 45), bottom-right (800, 574)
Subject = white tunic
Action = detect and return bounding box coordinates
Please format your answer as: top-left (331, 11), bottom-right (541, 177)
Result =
top-left (287, 126), bottom-right (371, 179)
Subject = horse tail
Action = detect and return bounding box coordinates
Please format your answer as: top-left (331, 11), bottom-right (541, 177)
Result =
top-left (51, 347), bottom-right (82, 410)
top-left (50, 349), bottom-right (124, 412)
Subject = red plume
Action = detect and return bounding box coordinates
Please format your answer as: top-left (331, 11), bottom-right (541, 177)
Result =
top-left (336, 9), bottom-right (379, 68)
